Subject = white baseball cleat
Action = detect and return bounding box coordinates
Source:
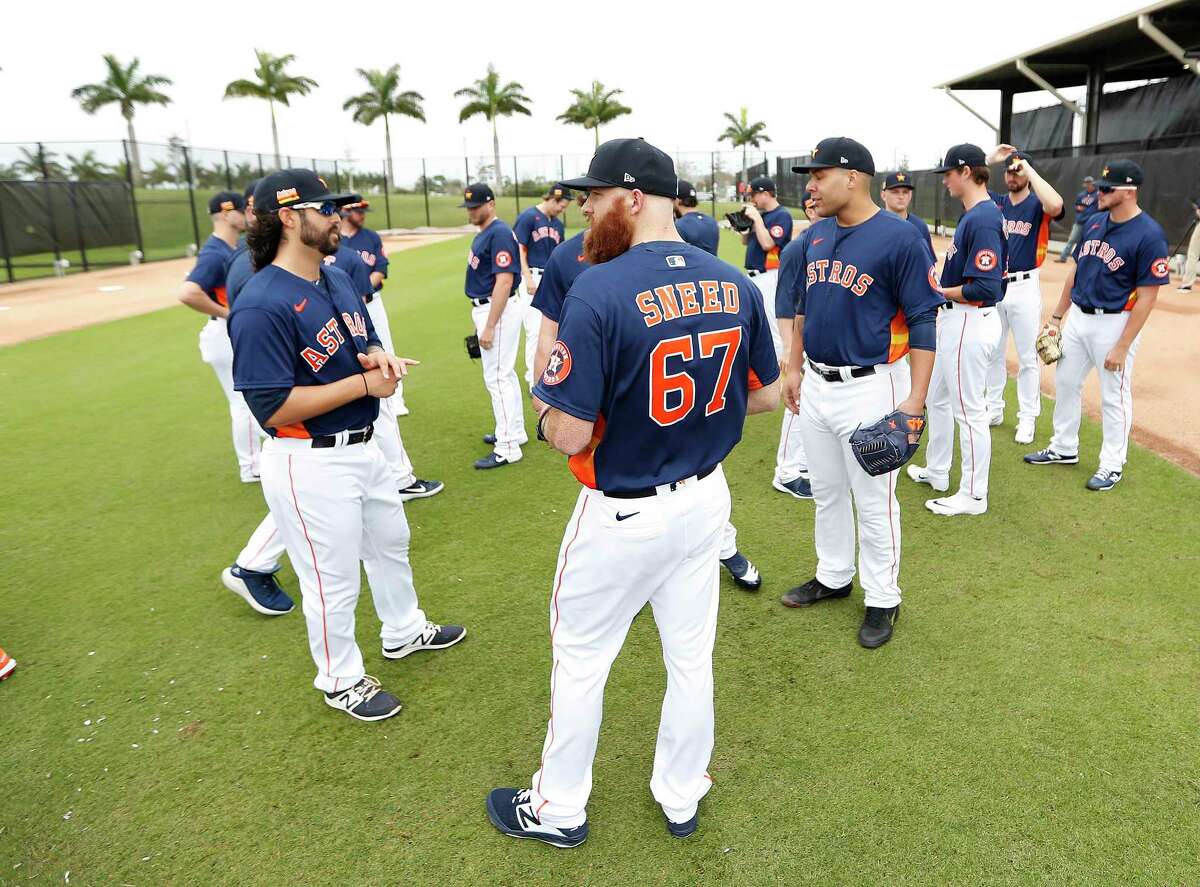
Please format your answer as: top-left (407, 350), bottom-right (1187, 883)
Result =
top-left (905, 464), bottom-right (948, 492)
top-left (1014, 419), bottom-right (1035, 445)
top-left (989, 411), bottom-right (1004, 427)
top-left (925, 493), bottom-right (988, 516)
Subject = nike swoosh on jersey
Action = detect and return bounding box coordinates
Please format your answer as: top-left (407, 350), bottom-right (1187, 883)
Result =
top-left (294, 299), bottom-right (308, 312)
top-left (615, 511), bottom-right (640, 521)
top-left (812, 237), bottom-right (825, 245)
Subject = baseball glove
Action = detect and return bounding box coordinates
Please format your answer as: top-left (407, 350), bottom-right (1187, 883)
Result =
top-left (725, 209), bottom-right (753, 233)
top-left (849, 410), bottom-right (926, 476)
top-left (465, 333), bottom-right (481, 360)
top-left (1036, 324), bottom-right (1062, 364)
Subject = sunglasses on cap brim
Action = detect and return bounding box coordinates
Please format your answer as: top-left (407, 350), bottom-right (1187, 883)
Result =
top-left (287, 200), bottom-right (339, 215)
top-left (1097, 185), bottom-right (1136, 193)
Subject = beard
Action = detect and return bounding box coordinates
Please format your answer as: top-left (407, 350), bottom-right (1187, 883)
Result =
top-left (300, 213), bottom-right (339, 256)
top-left (1007, 179), bottom-right (1026, 193)
top-left (584, 201), bottom-right (635, 264)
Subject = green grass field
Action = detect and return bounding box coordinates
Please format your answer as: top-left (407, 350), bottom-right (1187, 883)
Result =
top-left (2, 232), bottom-right (1198, 885)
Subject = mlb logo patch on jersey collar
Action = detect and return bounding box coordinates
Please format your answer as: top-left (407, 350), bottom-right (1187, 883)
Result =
top-left (666, 255), bottom-right (686, 268)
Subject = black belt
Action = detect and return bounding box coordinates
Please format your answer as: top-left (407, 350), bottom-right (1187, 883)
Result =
top-left (363, 292), bottom-right (374, 304)
top-left (747, 269), bottom-right (772, 277)
top-left (806, 359), bottom-right (876, 383)
top-left (1077, 305), bottom-right (1124, 315)
top-left (471, 294), bottom-right (514, 307)
top-left (1006, 270), bottom-right (1036, 282)
top-left (311, 425), bottom-right (374, 449)
top-left (603, 465), bottom-right (717, 499)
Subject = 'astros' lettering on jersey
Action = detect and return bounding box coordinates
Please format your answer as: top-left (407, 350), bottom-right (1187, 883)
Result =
top-left (744, 206), bottom-right (793, 272)
top-left (340, 227), bottom-right (389, 285)
top-left (513, 206), bottom-right (565, 269)
top-left (465, 219), bottom-right (519, 300)
top-left (1071, 211), bottom-right (1170, 311)
top-left (531, 230), bottom-right (589, 323)
top-left (229, 263), bottom-right (382, 439)
top-left (187, 234), bottom-right (236, 307)
top-left (790, 211), bottom-right (944, 367)
top-left (940, 199), bottom-right (1008, 306)
top-left (998, 191), bottom-right (1062, 272)
top-left (675, 211), bottom-right (720, 256)
top-left (532, 241), bottom-right (779, 493)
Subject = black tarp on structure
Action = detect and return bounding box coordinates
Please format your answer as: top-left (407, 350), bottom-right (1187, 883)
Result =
top-left (1098, 75), bottom-right (1200, 142)
top-left (1012, 105), bottom-right (1074, 151)
top-left (0, 180), bottom-right (136, 258)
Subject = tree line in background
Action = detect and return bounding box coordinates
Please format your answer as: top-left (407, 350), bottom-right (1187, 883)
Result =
top-left (4, 52), bottom-right (772, 195)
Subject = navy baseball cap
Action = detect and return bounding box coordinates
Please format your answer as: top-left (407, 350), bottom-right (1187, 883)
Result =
top-left (208, 191), bottom-right (245, 214)
top-left (459, 182), bottom-right (495, 208)
top-left (883, 171), bottom-right (915, 191)
top-left (560, 138), bottom-right (678, 199)
top-left (1005, 151), bottom-right (1034, 172)
top-left (547, 182), bottom-right (574, 200)
top-left (677, 179), bottom-right (696, 198)
top-left (341, 196), bottom-right (370, 211)
top-left (1083, 175), bottom-right (1095, 183)
top-left (792, 137), bottom-right (876, 176)
top-left (1097, 160), bottom-right (1143, 188)
top-left (242, 178), bottom-right (260, 206)
top-left (933, 144), bottom-right (987, 173)
top-left (749, 176), bottom-right (776, 193)
top-left (252, 169), bottom-right (355, 213)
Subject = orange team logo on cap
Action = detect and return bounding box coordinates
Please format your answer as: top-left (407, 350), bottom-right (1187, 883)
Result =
top-left (897, 173), bottom-right (906, 182)
top-left (276, 187), bottom-right (300, 205)
top-left (219, 200), bottom-right (235, 211)
top-left (542, 341), bottom-right (572, 386)
top-left (318, 177), bottom-right (328, 188)
top-left (465, 190), bottom-right (473, 199)
top-left (1102, 167), bottom-right (1110, 178)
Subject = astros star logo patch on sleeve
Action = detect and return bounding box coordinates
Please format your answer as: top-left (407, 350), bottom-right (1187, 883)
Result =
top-left (542, 341), bottom-right (572, 386)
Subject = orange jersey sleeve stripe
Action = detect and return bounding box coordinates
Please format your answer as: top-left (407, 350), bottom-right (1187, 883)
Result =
top-left (1035, 214), bottom-right (1051, 267)
top-left (567, 414), bottom-right (606, 489)
top-left (887, 309), bottom-right (911, 363)
top-left (765, 247), bottom-right (781, 270)
top-left (748, 367), bottom-right (764, 391)
top-left (274, 422), bottom-right (311, 440)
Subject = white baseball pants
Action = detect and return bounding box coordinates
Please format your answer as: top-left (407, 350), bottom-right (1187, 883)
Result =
top-left (364, 294), bottom-right (407, 413)
top-left (1182, 223), bottom-right (1200, 288)
top-left (1049, 311), bottom-right (1140, 473)
top-left (925, 305), bottom-right (1002, 499)
top-left (258, 435), bottom-right (427, 694)
top-left (754, 270), bottom-right (808, 483)
top-left (472, 298), bottom-right (526, 459)
top-left (199, 318), bottom-right (262, 480)
top-left (799, 360), bottom-right (910, 608)
top-left (986, 273), bottom-right (1042, 421)
top-left (517, 269), bottom-right (544, 387)
top-left (529, 467), bottom-right (730, 828)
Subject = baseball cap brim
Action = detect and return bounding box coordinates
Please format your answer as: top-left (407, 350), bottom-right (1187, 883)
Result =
top-left (458, 198), bottom-right (492, 208)
top-left (791, 160), bottom-right (836, 173)
top-left (558, 173), bottom-right (620, 191)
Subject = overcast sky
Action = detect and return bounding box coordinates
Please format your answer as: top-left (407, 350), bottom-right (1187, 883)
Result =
top-left (1, 0), bottom-right (1145, 179)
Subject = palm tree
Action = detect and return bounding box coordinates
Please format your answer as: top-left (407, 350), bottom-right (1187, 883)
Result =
top-left (719, 106), bottom-right (771, 191)
top-left (557, 81), bottom-right (632, 149)
top-left (455, 65), bottom-right (532, 193)
top-left (343, 65), bottom-right (424, 189)
top-left (224, 50), bottom-right (318, 167)
top-left (66, 150), bottom-right (112, 181)
top-left (71, 54), bottom-right (172, 187)
top-left (13, 146), bottom-right (65, 179)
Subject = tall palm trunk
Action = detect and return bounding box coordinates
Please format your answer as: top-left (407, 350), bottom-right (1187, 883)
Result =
top-left (125, 113), bottom-right (143, 188)
top-left (741, 144), bottom-right (748, 194)
top-left (383, 112), bottom-right (394, 190)
top-left (593, 126), bottom-right (600, 150)
top-left (269, 98), bottom-right (281, 167)
top-left (491, 117), bottom-right (501, 194)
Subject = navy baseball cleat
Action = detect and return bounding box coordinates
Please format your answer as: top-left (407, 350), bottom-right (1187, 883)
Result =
top-left (1023, 448), bottom-right (1078, 465)
top-left (383, 622), bottom-right (467, 659)
top-left (1086, 469), bottom-right (1122, 491)
top-left (475, 452), bottom-right (521, 470)
top-left (781, 577), bottom-right (852, 608)
top-left (398, 478), bottom-right (444, 502)
top-left (858, 605), bottom-right (900, 648)
top-left (221, 565), bottom-right (294, 616)
top-left (323, 675), bottom-right (402, 722)
top-left (486, 788), bottom-right (589, 848)
top-left (721, 552), bottom-right (762, 590)
top-left (772, 476), bottom-right (813, 499)
top-left (482, 433), bottom-right (497, 445)
top-left (664, 810), bottom-right (698, 838)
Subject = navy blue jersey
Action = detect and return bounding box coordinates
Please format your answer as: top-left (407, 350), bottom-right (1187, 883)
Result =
top-left (941, 199), bottom-right (1008, 306)
top-left (225, 246), bottom-right (253, 309)
top-left (531, 231), bottom-right (588, 323)
top-left (229, 264), bottom-right (382, 439)
top-left (1073, 189), bottom-right (1101, 224)
top-left (465, 219), bottom-right (519, 299)
top-left (776, 231), bottom-right (809, 319)
top-left (186, 235), bottom-right (235, 307)
top-left (744, 206), bottom-right (793, 272)
top-left (341, 227), bottom-right (388, 284)
top-left (322, 245), bottom-right (375, 298)
top-left (1071, 211), bottom-right (1170, 312)
top-left (1001, 192), bottom-right (1061, 272)
top-left (795, 211), bottom-right (945, 367)
top-left (513, 206), bottom-right (565, 269)
top-left (675, 211), bottom-right (720, 256)
top-left (532, 241), bottom-right (779, 492)
top-left (889, 210), bottom-right (933, 252)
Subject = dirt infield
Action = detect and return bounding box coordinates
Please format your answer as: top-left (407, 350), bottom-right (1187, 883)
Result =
top-left (0, 230), bottom-right (465, 347)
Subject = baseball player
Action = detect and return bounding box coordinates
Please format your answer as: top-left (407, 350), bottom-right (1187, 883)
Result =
top-left (1178, 195), bottom-right (1200, 291)
top-left (907, 143), bottom-right (1007, 517)
top-left (984, 146), bottom-right (1065, 441)
top-left (462, 183), bottom-right (527, 469)
top-left (1057, 175), bottom-right (1100, 262)
top-left (223, 179), bottom-right (260, 309)
top-left (739, 176), bottom-right (809, 499)
top-left (340, 199), bottom-right (407, 415)
top-left (1024, 160), bottom-right (1170, 491)
top-left (513, 184), bottom-right (571, 386)
top-left (781, 137), bottom-right (943, 648)
top-left (673, 180), bottom-right (719, 255)
top-left (0, 646), bottom-right (14, 682)
top-left (486, 138), bottom-right (781, 846)
top-left (229, 169), bottom-right (465, 721)
top-left (881, 172), bottom-right (933, 251)
top-left (177, 189), bottom-right (261, 483)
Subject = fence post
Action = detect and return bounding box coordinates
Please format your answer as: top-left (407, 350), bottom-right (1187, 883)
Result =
top-left (223, 150), bottom-right (233, 190)
top-left (312, 158), bottom-right (317, 172)
top-left (122, 139), bottom-right (145, 257)
top-left (67, 181), bottom-right (89, 272)
top-left (513, 156), bottom-right (520, 213)
top-left (257, 153), bottom-right (265, 176)
top-left (183, 146), bottom-right (201, 250)
top-left (464, 156), bottom-right (470, 186)
top-left (333, 160), bottom-right (341, 193)
top-left (560, 154), bottom-right (564, 179)
top-left (0, 188), bottom-right (15, 283)
top-left (381, 160), bottom-right (393, 230)
top-left (710, 152), bottom-right (717, 217)
top-left (39, 143), bottom-right (64, 264)
top-left (421, 158), bottom-right (431, 227)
